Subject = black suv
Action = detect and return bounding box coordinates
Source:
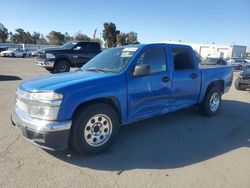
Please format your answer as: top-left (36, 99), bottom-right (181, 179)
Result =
top-left (36, 41), bottom-right (101, 73)
top-left (235, 68), bottom-right (250, 90)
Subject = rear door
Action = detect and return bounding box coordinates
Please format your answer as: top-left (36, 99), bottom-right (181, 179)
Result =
top-left (76, 43), bottom-right (100, 65)
top-left (170, 46), bottom-right (201, 111)
top-left (71, 42), bottom-right (90, 65)
top-left (127, 45), bottom-right (172, 121)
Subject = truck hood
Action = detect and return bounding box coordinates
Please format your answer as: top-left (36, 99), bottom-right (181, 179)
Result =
top-left (19, 71), bottom-right (116, 92)
top-left (41, 47), bottom-right (65, 53)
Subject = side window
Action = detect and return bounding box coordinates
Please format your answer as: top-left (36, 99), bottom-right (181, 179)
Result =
top-left (172, 47), bottom-right (195, 70)
top-left (79, 43), bottom-right (100, 51)
top-left (136, 46), bottom-right (167, 74)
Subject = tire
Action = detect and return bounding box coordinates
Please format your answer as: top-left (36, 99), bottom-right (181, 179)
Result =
top-left (53, 60), bottom-right (70, 73)
top-left (199, 87), bottom-right (221, 116)
top-left (11, 53), bottom-right (15, 57)
top-left (45, 67), bottom-right (53, 72)
top-left (71, 103), bottom-right (119, 154)
top-left (22, 54), bottom-right (26, 58)
top-left (235, 77), bottom-right (246, 91)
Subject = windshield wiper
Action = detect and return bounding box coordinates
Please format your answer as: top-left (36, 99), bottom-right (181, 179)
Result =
top-left (83, 68), bottom-right (108, 72)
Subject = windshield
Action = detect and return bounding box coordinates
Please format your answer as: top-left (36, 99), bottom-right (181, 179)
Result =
top-left (81, 47), bottom-right (139, 73)
top-left (61, 41), bottom-right (77, 49)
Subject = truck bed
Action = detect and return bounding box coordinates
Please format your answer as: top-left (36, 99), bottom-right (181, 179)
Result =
top-left (198, 64), bottom-right (233, 103)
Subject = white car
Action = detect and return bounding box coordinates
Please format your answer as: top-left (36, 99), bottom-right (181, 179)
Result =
top-left (0, 48), bottom-right (27, 57)
top-left (229, 58), bottom-right (250, 70)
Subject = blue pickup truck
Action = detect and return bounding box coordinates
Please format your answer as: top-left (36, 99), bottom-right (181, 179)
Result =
top-left (12, 43), bottom-right (233, 154)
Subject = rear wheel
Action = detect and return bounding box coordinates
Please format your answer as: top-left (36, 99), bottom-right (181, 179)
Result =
top-left (199, 87), bottom-right (221, 116)
top-left (71, 103), bottom-right (119, 154)
top-left (53, 60), bottom-right (70, 73)
top-left (235, 77), bottom-right (246, 91)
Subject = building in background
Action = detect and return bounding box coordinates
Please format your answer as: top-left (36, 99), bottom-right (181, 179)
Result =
top-left (246, 47), bottom-right (250, 59)
top-left (163, 40), bottom-right (247, 59)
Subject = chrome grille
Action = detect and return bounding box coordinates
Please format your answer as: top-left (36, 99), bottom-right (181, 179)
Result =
top-left (36, 52), bottom-right (46, 60)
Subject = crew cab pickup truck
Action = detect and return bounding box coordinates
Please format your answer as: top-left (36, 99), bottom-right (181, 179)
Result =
top-left (12, 43), bottom-right (233, 154)
top-left (36, 41), bottom-right (101, 73)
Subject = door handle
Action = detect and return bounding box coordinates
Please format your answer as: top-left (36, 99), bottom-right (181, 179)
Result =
top-left (190, 73), bottom-right (198, 79)
top-left (162, 76), bottom-right (170, 83)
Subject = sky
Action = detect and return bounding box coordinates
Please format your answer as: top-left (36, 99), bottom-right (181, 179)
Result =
top-left (1, 0), bottom-right (250, 46)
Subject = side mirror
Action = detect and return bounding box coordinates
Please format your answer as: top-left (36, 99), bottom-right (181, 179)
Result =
top-left (74, 46), bottom-right (81, 51)
top-left (133, 64), bottom-right (150, 77)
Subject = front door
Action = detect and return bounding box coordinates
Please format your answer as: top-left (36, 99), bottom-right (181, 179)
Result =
top-left (127, 45), bottom-right (171, 121)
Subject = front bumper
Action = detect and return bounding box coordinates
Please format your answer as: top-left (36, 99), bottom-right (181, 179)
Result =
top-left (36, 59), bottom-right (55, 68)
top-left (1, 53), bottom-right (11, 57)
top-left (11, 107), bottom-right (72, 151)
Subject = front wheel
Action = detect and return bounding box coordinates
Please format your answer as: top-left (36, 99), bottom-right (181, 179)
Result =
top-left (53, 60), bottom-right (70, 73)
top-left (71, 103), bottom-right (119, 154)
top-left (199, 87), bottom-right (221, 116)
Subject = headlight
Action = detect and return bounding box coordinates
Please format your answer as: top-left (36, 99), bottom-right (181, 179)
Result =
top-left (29, 103), bottom-right (60, 121)
top-left (45, 53), bottom-right (55, 59)
top-left (16, 89), bottom-right (63, 121)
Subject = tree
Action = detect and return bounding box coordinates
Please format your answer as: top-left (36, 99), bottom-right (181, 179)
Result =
top-left (74, 32), bottom-right (91, 41)
top-left (0, 23), bottom-right (8, 42)
top-left (102, 22), bottom-right (118, 48)
top-left (32, 32), bottom-right (40, 44)
top-left (10, 28), bottom-right (33, 44)
top-left (47, 31), bottom-right (65, 45)
top-left (64, 32), bottom-right (74, 42)
top-left (116, 33), bottom-right (127, 46)
top-left (36, 34), bottom-right (48, 45)
top-left (126, 32), bottom-right (139, 44)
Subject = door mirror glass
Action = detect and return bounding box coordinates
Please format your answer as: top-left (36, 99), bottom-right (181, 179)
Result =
top-left (133, 64), bottom-right (150, 76)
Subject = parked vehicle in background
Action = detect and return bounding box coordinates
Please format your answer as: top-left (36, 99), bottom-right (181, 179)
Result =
top-left (0, 48), bottom-right (27, 58)
top-left (245, 59), bottom-right (250, 63)
top-left (36, 41), bottom-right (102, 73)
top-left (201, 57), bottom-right (228, 65)
top-left (31, 50), bottom-right (39, 57)
top-left (0, 47), bottom-right (7, 53)
top-left (235, 68), bottom-right (250, 90)
top-left (12, 43), bottom-right (233, 154)
top-left (229, 58), bottom-right (250, 70)
top-left (23, 49), bottom-right (32, 57)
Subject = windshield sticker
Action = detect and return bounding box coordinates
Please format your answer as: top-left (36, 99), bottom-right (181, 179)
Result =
top-left (121, 51), bottom-right (135, 58)
top-left (122, 47), bottom-right (138, 52)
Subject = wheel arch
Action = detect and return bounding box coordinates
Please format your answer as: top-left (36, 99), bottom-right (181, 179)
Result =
top-left (200, 80), bottom-right (225, 103)
top-left (206, 80), bottom-right (224, 95)
top-left (72, 97), bottom-right (122, 124)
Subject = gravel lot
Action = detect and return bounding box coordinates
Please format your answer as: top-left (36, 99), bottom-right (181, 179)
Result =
top-left (0, 57), bottom-right (250, 188)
